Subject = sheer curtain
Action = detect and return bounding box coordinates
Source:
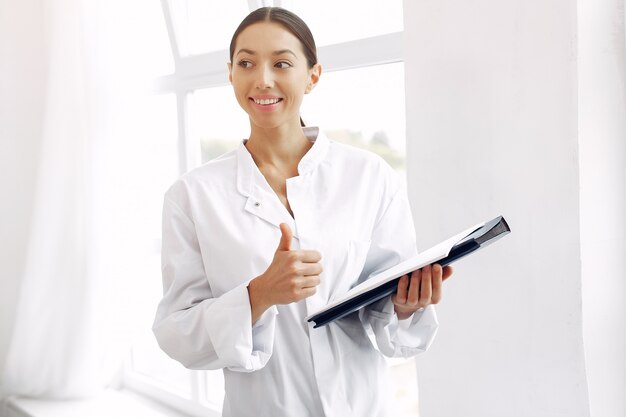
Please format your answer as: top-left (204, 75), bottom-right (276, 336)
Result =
top-left (1, 0), bottom-right (158, 402)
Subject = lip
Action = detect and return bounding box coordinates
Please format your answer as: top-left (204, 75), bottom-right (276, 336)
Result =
top-left (249, 96), bottom-right (283, 112)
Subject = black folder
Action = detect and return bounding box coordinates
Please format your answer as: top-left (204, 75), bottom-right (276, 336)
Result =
top-left (306, 216), bottom-right (511, 328)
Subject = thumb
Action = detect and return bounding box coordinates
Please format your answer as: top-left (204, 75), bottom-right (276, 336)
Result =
top-left (276, 223), bottom-right (292, 252)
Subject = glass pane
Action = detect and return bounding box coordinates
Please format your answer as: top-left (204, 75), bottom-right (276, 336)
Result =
top-left (111, 91), bottom-right (178, 323)
top-left (189, 86), bottom-right (250, 165)
top-left (301, 63), bottom-right (406, 174)
top-left (119, 92), bottom-right (191, 398)
top-left (127, 0), bottom-right (175, 76)
top-left (168, 0), bottom-right (250, 56)
top-left (286, 0), bottom-right (403, 47)
top-left (134, 93), bottom-right (180, 242)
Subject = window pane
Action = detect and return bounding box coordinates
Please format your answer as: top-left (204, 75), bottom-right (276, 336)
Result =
top-left (127, 0), bottom-right (175, 76)
top-left (116, 92), bottom-right (178, 314)
top-left (134, 94), bottom-right (180, 241)
top-left (286, 0), bottom-right (403, 47)
top-left (167, 0), bottom-right (250, 56)
top-left (301, 63), bottom-right (406, 173)
top-left (189, 86), bottom-right (250, 165)
top-left (123, 93), bottom-right (190, 397)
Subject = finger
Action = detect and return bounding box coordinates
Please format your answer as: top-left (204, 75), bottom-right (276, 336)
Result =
top-left (431, 264), bottom-right (443, 304)
top-left (298, 286), bottom-right (317, 299)
top-left (432, 263), bottom-right (442, 279)
top-left (298, 249), bottom-right (322, 263)
top-left (393, 275), bottom-right (409, 304)
top-left (407, 269), bottom-right (422, 306)
top-left (442, 265), bottom-right (454, 281)
top-left (277, 223), bottom-right (292, 252)
top-left (299, 262), bottom-right (323, 276)
top-left (300, 275), bottom-right (321, 288)
top-left (418, 264), bottom-right (432, 307)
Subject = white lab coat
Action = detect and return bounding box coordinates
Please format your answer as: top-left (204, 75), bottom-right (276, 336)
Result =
top-left (153, 127), bottom-right (439, 417)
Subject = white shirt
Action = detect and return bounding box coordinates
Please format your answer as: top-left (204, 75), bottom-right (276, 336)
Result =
top-left (153, 127), bottom-right (439, 417)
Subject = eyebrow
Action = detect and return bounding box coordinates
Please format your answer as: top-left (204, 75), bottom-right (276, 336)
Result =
top-left (235, 48), bottom-right (298, 58)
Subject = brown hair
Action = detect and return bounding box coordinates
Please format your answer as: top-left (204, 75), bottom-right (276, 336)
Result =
top-left (229, 7), bottom-right (318, 69)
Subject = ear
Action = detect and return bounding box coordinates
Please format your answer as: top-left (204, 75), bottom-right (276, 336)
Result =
top-left (305, 63), bottom-right (322, 94)
top-left (227, 62), bottom-right (233, 83)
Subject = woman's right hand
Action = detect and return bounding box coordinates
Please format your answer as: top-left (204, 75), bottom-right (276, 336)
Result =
top-left (247, 223), bottom-right (322, 323)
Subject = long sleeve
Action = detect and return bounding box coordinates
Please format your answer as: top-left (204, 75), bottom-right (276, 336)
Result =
top-left (152, 195), bottom-right (278, 372)
top-left (357, 180), bottom-right (439, 358)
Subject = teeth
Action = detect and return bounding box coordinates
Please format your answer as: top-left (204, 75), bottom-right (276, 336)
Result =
top-left (254, 98), bottom-right (280, 105)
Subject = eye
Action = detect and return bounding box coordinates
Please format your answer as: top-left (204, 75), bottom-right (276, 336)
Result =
top-left (237, 60), bottom-right (253, 69)
top-left (275, 61), bottom-right (292, 69)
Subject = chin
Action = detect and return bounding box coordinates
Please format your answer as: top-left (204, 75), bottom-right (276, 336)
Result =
top-left (249, 115), bottom-right (291, 130)
top-left (251, 119), bottom-right (281, 130)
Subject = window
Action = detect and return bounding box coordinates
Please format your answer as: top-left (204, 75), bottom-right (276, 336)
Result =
top-left (301, 62), bottom-right (407, 177)
top-left (166, 0), bottom-right (248, 56)
top-left (188, 85), bottom-right (248, 164)
top-left (288, 0), bottom-right (403, 47)
top-left (123, 1), bottom-right (419, 416)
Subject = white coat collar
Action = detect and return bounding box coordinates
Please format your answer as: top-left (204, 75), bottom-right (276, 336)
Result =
top-left (235, 127), bottom-right (329, 198)
top-left (235, 127), bottom-right (329, 234)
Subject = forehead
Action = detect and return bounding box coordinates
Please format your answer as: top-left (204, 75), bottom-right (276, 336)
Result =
top-left (234, 21), bottom-right (305, 56)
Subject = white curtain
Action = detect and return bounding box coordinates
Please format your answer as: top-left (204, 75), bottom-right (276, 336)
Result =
top-left (1, 0), bottom-right (155, 402)
top-left (2, 0), bottom-right (102, 398)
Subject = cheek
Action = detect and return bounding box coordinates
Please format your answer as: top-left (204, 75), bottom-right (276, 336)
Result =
top-left (234, 86), bottom-right (246, 100)
top-left (231, 83), bottom-right (248, 103)
top-left (230, 73), bottom-right (247, 92)
top-left (231, 89), bottom-right (250, 113)
top-left (287, 78), bottom-right (311, 99)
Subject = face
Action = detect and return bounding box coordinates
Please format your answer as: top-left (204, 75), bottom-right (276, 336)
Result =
top-left (228, 22), bottom-right (321, 130)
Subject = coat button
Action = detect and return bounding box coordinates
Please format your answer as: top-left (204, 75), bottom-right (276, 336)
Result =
top-left (254, 202), bottom-right (260, 207)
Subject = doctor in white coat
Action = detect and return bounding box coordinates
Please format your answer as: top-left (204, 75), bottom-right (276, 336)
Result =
top-left (153, 6), bottom-right (453, 417)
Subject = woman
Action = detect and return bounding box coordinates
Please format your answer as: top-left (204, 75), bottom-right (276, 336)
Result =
top-left (153, 7), bottom-right (452, 417)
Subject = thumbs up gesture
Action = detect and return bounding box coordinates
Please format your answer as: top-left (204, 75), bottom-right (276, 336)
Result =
top-left (247, 224), bottom-right (322, 322)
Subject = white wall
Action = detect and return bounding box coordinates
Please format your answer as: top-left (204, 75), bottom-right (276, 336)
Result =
top-left (579, 0), bottom-right (626, 416)
top-left (404, 0), bottom-right (593, 416)
top-left (0, 0), bottom-right (46, 379)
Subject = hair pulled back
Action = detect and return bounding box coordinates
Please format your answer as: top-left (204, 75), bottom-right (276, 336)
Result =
top-left (229, 7), bottom-right (317, 69)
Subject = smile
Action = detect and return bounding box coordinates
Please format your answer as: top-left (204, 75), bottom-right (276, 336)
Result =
top-left (250, 97), bottom-right (283, 105)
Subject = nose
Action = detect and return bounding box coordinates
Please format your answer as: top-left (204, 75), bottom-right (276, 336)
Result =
top-left (255, 64), bottom-right (274, 89)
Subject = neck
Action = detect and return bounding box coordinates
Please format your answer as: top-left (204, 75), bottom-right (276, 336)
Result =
top-left (245, 121), bottom-right (312, 170)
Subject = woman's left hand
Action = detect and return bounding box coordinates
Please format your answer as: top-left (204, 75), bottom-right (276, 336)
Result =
top-left (392, 263), bottom-right (453, 320)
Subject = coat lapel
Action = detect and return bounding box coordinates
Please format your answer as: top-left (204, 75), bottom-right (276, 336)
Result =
top-left (236, 142), bottom-right (298, 238)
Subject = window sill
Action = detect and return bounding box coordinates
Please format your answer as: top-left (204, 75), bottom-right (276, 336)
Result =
top-left (4, 389), bottom-right (193, 417)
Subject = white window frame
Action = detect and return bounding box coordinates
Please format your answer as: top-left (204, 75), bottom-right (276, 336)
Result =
top-left (121, 1), bottom-right (406, 416)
